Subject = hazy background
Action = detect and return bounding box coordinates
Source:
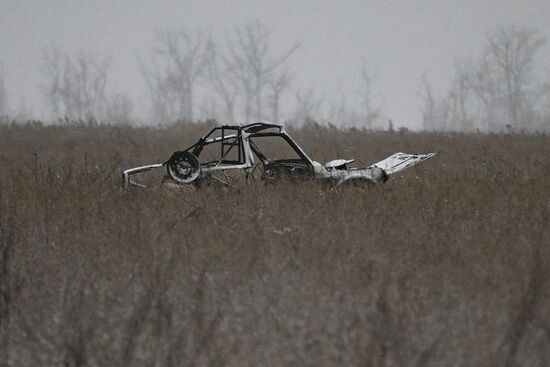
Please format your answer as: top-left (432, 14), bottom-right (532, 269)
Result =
top-left (1, 0), bottom-right (549, 128)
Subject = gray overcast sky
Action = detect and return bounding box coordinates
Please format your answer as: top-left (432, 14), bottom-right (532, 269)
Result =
top-left (1, 0), bottom-right (549, 127)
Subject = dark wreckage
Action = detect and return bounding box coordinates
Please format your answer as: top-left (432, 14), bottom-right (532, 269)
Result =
top-left (122, 123), bottom-right (437, 188)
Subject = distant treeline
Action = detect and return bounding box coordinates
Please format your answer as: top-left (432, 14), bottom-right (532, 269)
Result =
top-left (0, 23), bottom-right (548, 132)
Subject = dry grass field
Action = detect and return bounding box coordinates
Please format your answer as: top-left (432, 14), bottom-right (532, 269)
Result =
top-left (1, 120), bottom-right (549, 366)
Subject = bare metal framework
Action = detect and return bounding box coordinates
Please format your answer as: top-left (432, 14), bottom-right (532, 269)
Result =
top-left (122, 122), bottom-right (437, 188)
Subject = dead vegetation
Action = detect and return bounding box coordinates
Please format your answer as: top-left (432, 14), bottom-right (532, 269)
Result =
top-left (0, 120), bottom-right (549, 366)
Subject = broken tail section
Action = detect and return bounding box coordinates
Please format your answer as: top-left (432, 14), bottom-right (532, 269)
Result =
top-left (372, 152), bottom-right (437, 175)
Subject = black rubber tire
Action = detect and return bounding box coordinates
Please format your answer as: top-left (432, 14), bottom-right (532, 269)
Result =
top-left (166, 151), bottom-right (201, 184)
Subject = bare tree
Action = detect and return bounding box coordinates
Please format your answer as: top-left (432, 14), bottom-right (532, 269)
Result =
top-left (0, 69), bottom-right (6, 117)
top-left (485, 26), bottom-right (545, 128)
top-left (448, 76), bottom-right (473, 130)
top-left (419, 74), bottom-right (437, 130)
top-left (328, 89), bottom-right (355, 126)
top-left (224, 21), bottom-right (298, 121)
top-left (205, 38), bottom-right (238, 121)
top-left (445, 63), bottom-right (476, 130)
top-left (291, 89), bottom-right (323, 125)
top-left (458, 26), bottom-right (545, 131)
top-left (268, 68), bottom-right (293, 122)
top-left (461, 55), bottom-right (500, 130)
top-left (42, 49), bottom-right (110, 120)
top-left (104, 93), bottom-right (133, 124)
top-left (539, 83), bottom-right (550, 130)
top-left (359, 64), bottom-right (381, 129)
top-left (419, 74), bottom-right (452, 130)
top-left (141, 29), bottom-right (209, 122)
top-left (421, 26), bottom-right (546, 132)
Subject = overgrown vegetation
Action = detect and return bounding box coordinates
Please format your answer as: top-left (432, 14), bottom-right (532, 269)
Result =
top-left (1, 120), bottom-right (549, 366)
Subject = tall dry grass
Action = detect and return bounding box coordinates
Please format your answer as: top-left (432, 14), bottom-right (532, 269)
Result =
top-left (0, 120), bottom-right (549, 366)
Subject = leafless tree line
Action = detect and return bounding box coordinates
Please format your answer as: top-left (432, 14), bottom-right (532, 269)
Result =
top-left (10, 22), bottom-right (548, 130)
top-left (324, 64), bottom-right (382, 128)
top-left (37, 21), bottom-right (382, 126)
top-left (42, 49), bottom-right (133, 123)
top-left (421, 26), bottom-right (549, 132)
top-left (139, 21), bottom-right (299, 123)
top-left (284, 63), bottom-right (382, 128)
top-left (139, 29), bottom-right (209, 123)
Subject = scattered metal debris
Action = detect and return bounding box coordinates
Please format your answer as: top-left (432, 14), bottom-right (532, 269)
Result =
top-left (122, 123), bottom-right (437, 188)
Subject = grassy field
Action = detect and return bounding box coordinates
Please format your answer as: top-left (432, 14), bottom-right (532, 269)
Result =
top-left (1, 120), bottom-right (549, 366)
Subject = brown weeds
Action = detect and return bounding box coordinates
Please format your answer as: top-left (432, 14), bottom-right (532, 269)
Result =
top-left (0, 121), bottom-right (549, 366)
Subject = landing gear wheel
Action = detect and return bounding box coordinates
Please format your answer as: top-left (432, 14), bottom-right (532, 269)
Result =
top-left (166, 151), bottom-right (200, 184)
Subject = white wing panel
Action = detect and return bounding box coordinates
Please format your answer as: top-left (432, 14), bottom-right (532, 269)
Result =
top-left (372, 152), bottom-right (437, 175)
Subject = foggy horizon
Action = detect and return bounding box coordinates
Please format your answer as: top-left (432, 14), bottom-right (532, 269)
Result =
top-left (1, 0), bottom-right (549, 129)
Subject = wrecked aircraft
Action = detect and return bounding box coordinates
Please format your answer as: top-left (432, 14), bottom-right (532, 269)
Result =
top-left (122, 123), bottom-right (437, 188)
